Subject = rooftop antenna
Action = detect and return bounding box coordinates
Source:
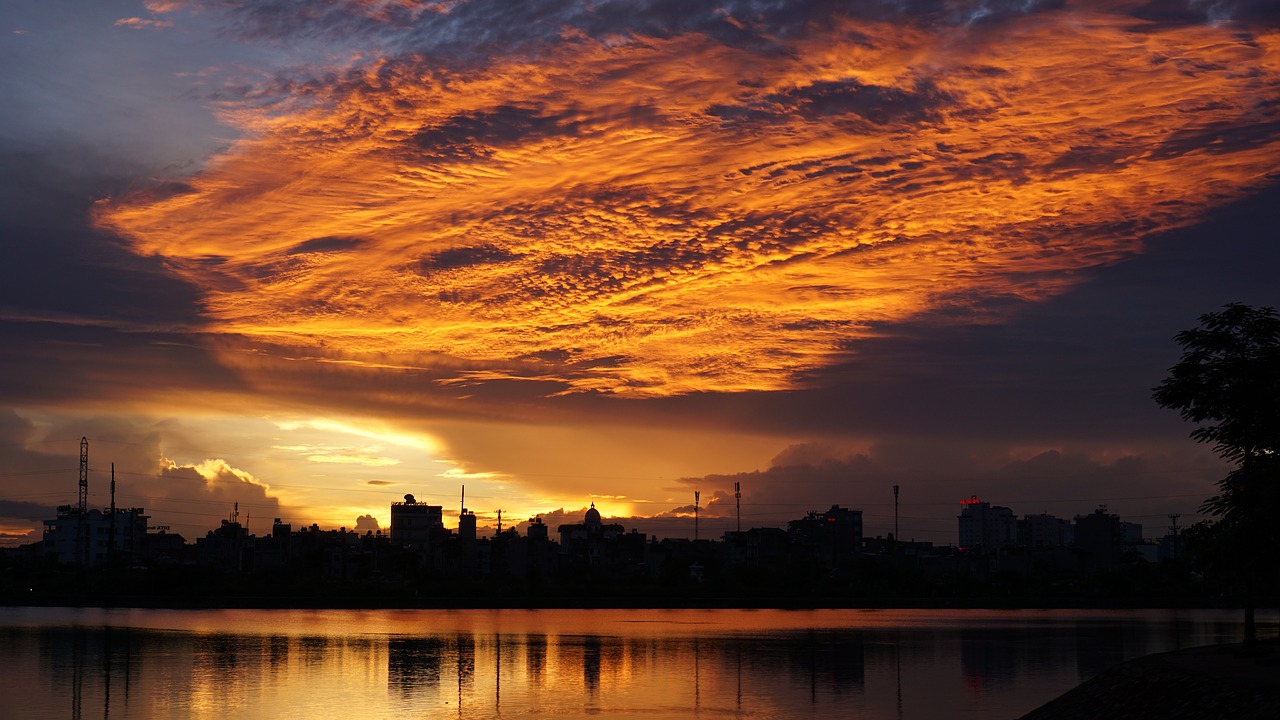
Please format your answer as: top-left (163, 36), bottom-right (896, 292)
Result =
top-left (495, 508), bottom-right (503, 535)
top-left (461, 485), bottom-right (466, 515)
top-left (694, 490), bottom-right (700, 542)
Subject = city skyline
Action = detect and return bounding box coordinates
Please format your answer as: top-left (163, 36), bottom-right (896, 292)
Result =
top-left (3, 1), bottom-right (1278, 545)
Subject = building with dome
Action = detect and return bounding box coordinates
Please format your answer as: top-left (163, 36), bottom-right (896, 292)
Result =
top-left (556, 502), bottom-right (634, 567)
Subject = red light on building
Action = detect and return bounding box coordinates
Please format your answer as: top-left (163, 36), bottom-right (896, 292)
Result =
top-left (960, 495), bottom-right (982, 505)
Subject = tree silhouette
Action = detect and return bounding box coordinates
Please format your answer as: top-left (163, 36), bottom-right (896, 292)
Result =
top-left (1153, 303), bottom-right (1280, 651)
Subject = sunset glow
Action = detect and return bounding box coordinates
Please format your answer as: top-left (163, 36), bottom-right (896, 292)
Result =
top-left (98, 5), bottom-right (1280, 396)
top-left (2, 0), bottom-right (1277, 544)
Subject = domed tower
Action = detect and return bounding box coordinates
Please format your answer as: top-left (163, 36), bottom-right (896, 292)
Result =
top-left (584, 502), bottom-right (602, 529)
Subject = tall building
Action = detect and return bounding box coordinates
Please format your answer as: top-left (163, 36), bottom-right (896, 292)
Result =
top-left (787, 505), bottom-right (863, 569)
top-left (389, 494), bottom-right (444, 549)
top-left (557, 503), bottom-right (629, 568)
top-left (957, 496), bottom-right (1016, 550)
top-left (1018, 513), bottom-right (1074, 548)
top-left (1074, 507), bottom-right (1141, 568)
top-left (43, 505), bottom-right (150, 566)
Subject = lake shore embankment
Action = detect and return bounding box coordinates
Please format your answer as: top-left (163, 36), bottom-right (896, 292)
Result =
top-left (1018, 640), bottom-right (1280, 720)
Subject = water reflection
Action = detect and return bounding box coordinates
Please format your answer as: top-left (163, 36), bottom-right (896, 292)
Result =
top-left (0, 608), bottom-right (1266, 720)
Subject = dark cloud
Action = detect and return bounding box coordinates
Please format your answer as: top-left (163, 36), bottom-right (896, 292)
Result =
top-left (408, 104), bottom-right (580, 163)
top-left (0, 320), bottom-right (245, 411)
top-left (0, 500), bottom-right (58, 522)
top-left (354, 513), bottom-right (380, 532)
top-left (0, 144), bottom-right (236, 411)
top-left (708, 78), bottom-right (953, 128)
top-left (287, 236), bottom-right (369, 255)
top-left (1132, 0), bottom-right (1280, 26)
top-left (0, 148), bottom-right (207, 328)
top-left (665, 439), bottom-right (1225, 543)
top-left (1148, 120), bottom-right (1280, 162)
top-left (419, 244), bottom-right (523, 273)
top-left (194, 0), bottom-right (1076, 63)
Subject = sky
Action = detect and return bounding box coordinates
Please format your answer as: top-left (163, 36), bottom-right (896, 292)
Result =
top-left (2, 0), bottom-right (1278, 547)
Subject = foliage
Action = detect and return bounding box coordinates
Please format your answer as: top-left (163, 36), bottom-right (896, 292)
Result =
top-left (1152, 303), bottom-right (1280, 466)
top-left (1153, 304), bottom-right (1280, 648)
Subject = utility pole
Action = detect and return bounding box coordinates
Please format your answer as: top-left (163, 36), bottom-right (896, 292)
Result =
top-left (109, 463), bottom-right (117, 563)
top-left (893, 485), bottom-right (900, 541)
top-left (734, 482), bottom-right (741, 533)
top-left (78, 437), bottom-right (88, 566)
top-left (1168, 513), bottom-right (1181, 562)
top-left (694, 490), bottom-right (700, 542)
top-left (78, 437), bottom-right (88, 512)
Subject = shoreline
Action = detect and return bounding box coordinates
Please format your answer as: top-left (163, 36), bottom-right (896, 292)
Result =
top-left (1018, 640), bottom-right (1280, 720)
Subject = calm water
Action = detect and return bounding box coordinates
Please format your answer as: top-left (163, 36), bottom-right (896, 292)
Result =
top-left (0, 607), bottom-right (1264, 719)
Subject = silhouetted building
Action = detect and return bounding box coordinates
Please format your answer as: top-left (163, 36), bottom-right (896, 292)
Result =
top-left (196, 519), bottom-right (252, 570)
top-left (1074, 507), bottom-right (1123, 569)
top-left (787, 505), bottom-right (863, 569)
top-left (958, 497), bottom-right (1016, 550)
top-left (1018, 514), bottom-right (1074, 548)
top-left (724, 527), bottom-right (789, 567)
top-left (556, 504), bottom-right (646, 572)
top-left (390, 494), bottom-right (444, 549)
top-left (527, 516), bottom-right (549, 542)
top-left (42, 505), bottom-right (150, 566)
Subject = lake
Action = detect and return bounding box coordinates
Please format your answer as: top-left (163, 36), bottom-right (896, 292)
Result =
top-left (0, 607), bottom-right (1263, 719)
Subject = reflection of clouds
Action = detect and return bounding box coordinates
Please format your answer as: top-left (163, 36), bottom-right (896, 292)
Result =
top-left (99, 6), bottom-right (1280, 397)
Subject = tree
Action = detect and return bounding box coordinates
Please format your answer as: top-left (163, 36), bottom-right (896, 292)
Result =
top-left (1153, 303), bottom-right (1280, 651)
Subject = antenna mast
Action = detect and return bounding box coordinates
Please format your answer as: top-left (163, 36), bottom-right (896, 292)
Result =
top-left (734, 482), bottom-right (741, 533)
top-left (694, 490), bottom-right (700, 542)
top-left (893, 485), bottom-right (900, 541)
top-left (77, 437), bottom-right (89, 565)
top-left (109, 462), bottom-right (117, 561)
top-left (78, 437), bottom-right (88, 512)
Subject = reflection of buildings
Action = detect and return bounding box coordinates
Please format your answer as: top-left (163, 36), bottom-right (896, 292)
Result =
top-left (959, 628), bottom-right (1022, 696)
top-left (388, 637), bottom-right (445, 696)
top-left (785, 632), bottom-right (865, 700)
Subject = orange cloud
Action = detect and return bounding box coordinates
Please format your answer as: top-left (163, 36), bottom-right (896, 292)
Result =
top-left (114, 17), bottom-right (175, 30)
top-left (97, 8), bottom-right (1280, 397)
